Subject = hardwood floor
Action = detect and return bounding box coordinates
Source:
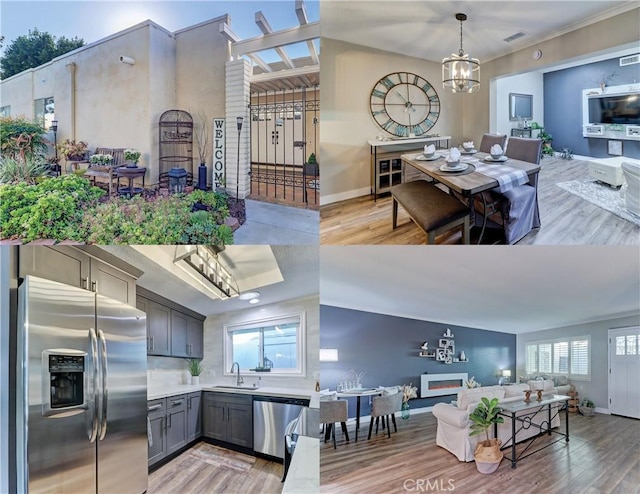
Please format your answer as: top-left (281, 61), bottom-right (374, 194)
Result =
top-left (320, 156), bottom-right (640, 245)
top-left (320, 410), bottom-right (640, 493)
top-left (148, 442), bottom-right (284, 494)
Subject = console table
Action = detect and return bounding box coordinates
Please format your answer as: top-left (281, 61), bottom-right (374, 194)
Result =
top-left (497, 394), bottom-right (570, 469)
top-left (510, 128), bottom-right (542, 138)
top-left (368, 136), bottom-right (451, 199)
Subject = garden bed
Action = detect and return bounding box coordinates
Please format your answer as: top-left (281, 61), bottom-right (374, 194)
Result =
top-left (0, 175), bottom-right (237, 245)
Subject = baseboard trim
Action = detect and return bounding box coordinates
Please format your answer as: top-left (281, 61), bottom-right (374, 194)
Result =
top-left (346, 405), bottom-right (434, 425)
top-left (320, 186), bottom-right (371, 206)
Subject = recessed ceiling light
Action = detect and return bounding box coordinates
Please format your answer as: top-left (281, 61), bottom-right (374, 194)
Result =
top-left (239, 291), bottom-right (260, 300)
top-left (249, 298), bottom-right (260, 304)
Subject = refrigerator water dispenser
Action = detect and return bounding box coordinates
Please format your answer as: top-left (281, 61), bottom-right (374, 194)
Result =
top-left (42, 350), bottom-right (87, 416)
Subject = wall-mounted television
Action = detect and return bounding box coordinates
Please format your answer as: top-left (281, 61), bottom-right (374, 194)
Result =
top-left (588, 93), bottom-right (640, 125)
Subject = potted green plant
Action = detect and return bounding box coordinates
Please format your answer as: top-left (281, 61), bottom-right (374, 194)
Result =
top-left (538, 130), bottom-right (554, 156)
top-left (579, 398), bottom-right (595, 416)
top-left (57, 139), bottom-right (88, 161)
top-left (185, 358), bottom-right (203, 385)
top-left (123, 149), bottom-right (141, 168)
top-left (469, 397), bottom-right (505, 474)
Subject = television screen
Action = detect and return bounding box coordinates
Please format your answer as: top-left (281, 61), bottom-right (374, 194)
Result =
top-left (588, 93), bottom-right (640, 125)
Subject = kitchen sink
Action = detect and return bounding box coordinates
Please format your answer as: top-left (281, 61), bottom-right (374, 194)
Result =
top-left (213, 385), bottom-right (257, 389)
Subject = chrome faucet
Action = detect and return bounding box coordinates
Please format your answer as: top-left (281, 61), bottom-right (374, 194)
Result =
top-left (230, 362), bottom-right (244, 387)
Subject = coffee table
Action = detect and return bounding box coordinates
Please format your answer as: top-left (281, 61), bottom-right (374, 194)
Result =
top-left (116, 166), bottom-right (146, 196)
top-left (497, 394), bottom-right (570, 468)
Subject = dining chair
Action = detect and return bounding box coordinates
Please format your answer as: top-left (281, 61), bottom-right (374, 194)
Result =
top-left (368, 392), bottom-right (402, 440)
top-left (478, 134), bottom-right (507, 154)
top-left (320, 400), bottom-right (350, 448)
top-left (621, 161), bottom-right (640, 216)
top-left (475, 137), bottom-right (542, 244)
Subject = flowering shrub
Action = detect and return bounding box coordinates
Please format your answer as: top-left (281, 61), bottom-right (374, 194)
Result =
top-left (90, 154), bottom-right (113, 165)
top-left (124, 149), bottom-right (141, 163)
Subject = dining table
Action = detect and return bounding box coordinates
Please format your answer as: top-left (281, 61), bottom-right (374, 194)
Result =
top-left (335, 388), bottom-right (383, 442)
top-left (400, 150), bottom-right (541, 243)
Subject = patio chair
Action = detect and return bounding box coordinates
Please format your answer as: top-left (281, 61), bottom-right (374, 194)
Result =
top-left (478, 134), bottom-right (507, 154)
top-left (621, 161), bottom-right (640, 216)
top-left (474, 137), bottom-right (541, 244)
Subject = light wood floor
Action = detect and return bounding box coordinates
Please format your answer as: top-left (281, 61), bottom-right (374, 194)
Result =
top-left (320, 410), bottom-right (640, 494)
top-left (320, 156), bottom-right (640, 245)
top-left (148, 442), bottom-right (284, 494)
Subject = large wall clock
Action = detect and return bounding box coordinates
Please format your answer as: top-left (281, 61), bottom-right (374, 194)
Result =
top-left (369, 72), bottom-right (441, 138)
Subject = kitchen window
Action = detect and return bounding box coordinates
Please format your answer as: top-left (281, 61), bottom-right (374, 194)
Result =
top-left (224, 312), bottom-right (305, 376)
top-left (525, 335), bottom-right (591, 380)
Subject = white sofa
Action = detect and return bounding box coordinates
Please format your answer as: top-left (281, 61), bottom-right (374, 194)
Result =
top-left (432, 380), bottom-right (568, 462)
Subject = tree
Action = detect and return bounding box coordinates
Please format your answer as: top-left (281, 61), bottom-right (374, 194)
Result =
top-left (0, 28), bottom-right (84, 79)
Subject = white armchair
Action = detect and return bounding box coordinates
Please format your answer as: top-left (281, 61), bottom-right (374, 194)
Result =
top-left (622, 161), bottom-right (640, 216)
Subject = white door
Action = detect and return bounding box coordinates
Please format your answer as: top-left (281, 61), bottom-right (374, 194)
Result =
top-left (608, 327), bottom-right (640, 419)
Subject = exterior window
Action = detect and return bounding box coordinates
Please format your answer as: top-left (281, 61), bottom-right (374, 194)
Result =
top-left (224, 312), bottom-right (305, 376)
top-left (0, 106), bottom-right (10, 117)
top-left (34, 97), bottom-right (55, 130)
top-left (616, 336), bottom-right (626, 355)
top-left (525, 335), bottom-right (591, 380)
top-left (627, 335), bottom-right (637, 355)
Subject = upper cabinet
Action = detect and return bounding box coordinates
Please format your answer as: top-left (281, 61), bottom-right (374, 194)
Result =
top-left (137, 287), bottom-right (205, 359)
top-left (19, 246), bottom-right (138, 304)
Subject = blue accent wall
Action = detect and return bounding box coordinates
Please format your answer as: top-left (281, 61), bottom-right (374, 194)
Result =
top-left (320, 305), bottom-right (516, 418)
top-left (544, 57), bottom-right (640, 159)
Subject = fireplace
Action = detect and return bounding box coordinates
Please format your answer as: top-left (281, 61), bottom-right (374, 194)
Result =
top-left (420, 373), bottom-right (468, 398)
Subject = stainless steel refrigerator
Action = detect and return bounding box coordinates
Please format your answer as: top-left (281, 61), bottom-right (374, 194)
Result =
top-left (17, 275), bottom-right (148, 494)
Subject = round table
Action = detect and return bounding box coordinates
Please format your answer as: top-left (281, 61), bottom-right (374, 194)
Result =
top-left (115, 166), bottom-right (146, 196)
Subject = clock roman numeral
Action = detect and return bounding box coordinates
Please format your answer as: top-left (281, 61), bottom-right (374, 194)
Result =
top-left (372, 89), bottom-right (386, 99)
top-left (372, 109), bottom-right (388, 116)
top-left (381, 76), bottom-right (395, 89)
top-left (413, 74), bottom-right (420, 85)
top-left (396, 125), bottom-right (408, 137)
top-left (381, 119), bottom-right (396, 131)
top-left (411, 123), bottom-right (425, 135)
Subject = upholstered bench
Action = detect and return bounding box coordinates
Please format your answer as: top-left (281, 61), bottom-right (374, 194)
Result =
top-left (391, 180), bottom-right (470, 244)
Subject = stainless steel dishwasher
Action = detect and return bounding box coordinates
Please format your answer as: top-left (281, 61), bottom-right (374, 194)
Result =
top-left (253, 396), bottom-right (309, 459)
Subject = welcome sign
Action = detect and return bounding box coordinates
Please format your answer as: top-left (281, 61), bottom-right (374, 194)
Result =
top-left (213, 118), bottom-right (225, 188)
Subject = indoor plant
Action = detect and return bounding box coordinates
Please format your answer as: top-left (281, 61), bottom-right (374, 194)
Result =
top-left (186, 358), bottom-right (204, 385)
top-left (401, 383), bottom-right (418, 419)
top-left (579, 398), bottom-right (595, 416)
top-left (469, 397), bottom-right (504, 474)
top-left (539, 130), bottom-right (554, 156)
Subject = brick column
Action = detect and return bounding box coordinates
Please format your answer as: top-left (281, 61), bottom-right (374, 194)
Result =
top-left (225, 59), bottom-right (251, 199)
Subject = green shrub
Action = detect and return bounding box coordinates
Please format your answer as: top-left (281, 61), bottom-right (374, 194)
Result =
top-left (0, 156), bottom-right (50, 184)
top-left (0, 116), bottom-right (48, 159)
top-left (185, 189), bottom-right (230, 221)
top-left (0, 175), bottom-right (104, 241)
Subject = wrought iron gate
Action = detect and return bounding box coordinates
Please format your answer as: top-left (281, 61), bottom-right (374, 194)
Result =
top-left (249, 86), bottom-right (319, 207)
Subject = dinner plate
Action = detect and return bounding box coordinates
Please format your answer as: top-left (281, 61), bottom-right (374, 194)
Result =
top-left (416, 153), bottom-right (442, 161)
top-left (484, 156), bottom-right (508, 162)
top-left (460, 149), bottom-right (477, 155)
top-left (440, 162), bottom-right (468, 172)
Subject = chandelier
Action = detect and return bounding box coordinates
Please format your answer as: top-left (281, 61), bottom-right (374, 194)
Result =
top-left (173, 246), bottom-right (239, 299)
top-left (442, 13), bottom-right (480, 93)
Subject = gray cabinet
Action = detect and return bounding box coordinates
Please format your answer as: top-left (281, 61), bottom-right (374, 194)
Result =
top-left (203, 392), bottom-right (253, 448)
top-left (19, 246), bottom-right (137, 303)
top-left (187, 392), bottom-right (202, 442)
top-left (375, 153), bottom-right (403, 195)
top-left (147, 399), bottom-right (167, 467)
top-left (137, 289), bottom-right (203, 358)
top-left (166, 395), bottom-right (188, 455)
top-left (147, 300), bottom-right (171, 356)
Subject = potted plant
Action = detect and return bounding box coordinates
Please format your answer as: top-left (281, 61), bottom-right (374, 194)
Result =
top-left (123, 149), bottom-right (141, 168)
top-left (401, 383), bottom-right (418, 419)
top-left (539, 130), bottom-right (554, 156)
top-left (186, 358), bottom-right (204, 385)
top-left (57, 139), bottom-right (88, 161)
top-left (89, 153), bottom-right (114, 170)
top-left (469, 397), bottom-right (505, 474)
top-left (579, 398), bottom-right (595, 416)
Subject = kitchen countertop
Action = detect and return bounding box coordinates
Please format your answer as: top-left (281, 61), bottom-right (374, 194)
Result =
top-left (148, 384), bottom-right (319, 408)
top-left (282, 436), bottom-right (319, 494)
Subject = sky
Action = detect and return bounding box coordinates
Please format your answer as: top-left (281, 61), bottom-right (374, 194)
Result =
top-left (0, 0), bottom-right (319, 62)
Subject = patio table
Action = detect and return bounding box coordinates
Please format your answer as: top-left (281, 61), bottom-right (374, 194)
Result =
top-left (116, 166), bottom-right (146, 197)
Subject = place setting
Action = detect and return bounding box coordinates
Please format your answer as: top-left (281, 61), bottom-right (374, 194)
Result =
top-left (460, 141), bottom-right (478, 155)
top-left (484, 144), bottom-right (509, 163)
top-left (433, 147), bottom-right (476, 176)
top-left (415, 144), bottom-right (443, 161)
